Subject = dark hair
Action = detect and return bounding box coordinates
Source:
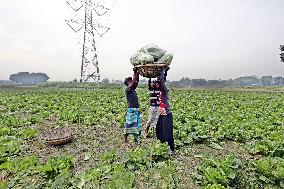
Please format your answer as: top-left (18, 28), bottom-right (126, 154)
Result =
top-left (156, 81), bottom-right (161, 85)
top-left (124, 77), bottom-right (132, 86)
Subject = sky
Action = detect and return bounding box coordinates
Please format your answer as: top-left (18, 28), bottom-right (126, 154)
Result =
top-left (0, 0), bottom-right (284, 81)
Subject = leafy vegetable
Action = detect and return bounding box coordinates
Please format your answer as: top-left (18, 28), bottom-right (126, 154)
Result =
top-left (194, 155), bottom-right (240, 187)
top-left (39, 155), bottom-right (74, 179)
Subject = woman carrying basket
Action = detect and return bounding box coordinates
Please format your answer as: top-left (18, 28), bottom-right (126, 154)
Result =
top-left (156, 67), bottom-right (176, 155)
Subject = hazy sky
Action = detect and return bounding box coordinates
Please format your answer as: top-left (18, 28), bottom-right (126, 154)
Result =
top-left (0, 0), bottom-right (284, 81)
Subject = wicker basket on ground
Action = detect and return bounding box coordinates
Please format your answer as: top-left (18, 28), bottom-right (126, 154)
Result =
top-left (135, 63), bottom-right (168, 78)
top-left (41, 127), bottom-right (74, 145)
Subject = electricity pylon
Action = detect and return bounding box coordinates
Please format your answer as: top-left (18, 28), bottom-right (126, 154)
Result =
top-left (66, 0), bottom-right (114, 82)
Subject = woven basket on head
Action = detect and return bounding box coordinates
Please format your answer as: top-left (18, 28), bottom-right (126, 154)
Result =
top-left (134, 64), bottom-right (167, 78)
top-left (41, 127), bottom-right (74, 145)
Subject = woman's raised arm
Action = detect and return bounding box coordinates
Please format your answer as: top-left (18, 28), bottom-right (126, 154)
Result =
top-left (128, 68), bottom-right (139, 90)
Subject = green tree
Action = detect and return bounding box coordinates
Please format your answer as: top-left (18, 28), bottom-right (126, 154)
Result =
top-left (101, 78), bottom-right (110, 85)
top-left (180, 77), bottom-right (191, 87)
top-left (260, 76), bottom-right (273, 86)
top-left (9, 72), bottom-right (49, 85)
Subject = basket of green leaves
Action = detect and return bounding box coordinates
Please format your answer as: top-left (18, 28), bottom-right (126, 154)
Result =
top-left (130, 44), bottom-right (173, 78)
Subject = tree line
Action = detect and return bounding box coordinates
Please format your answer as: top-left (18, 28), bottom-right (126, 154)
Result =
top-left (103, 75), bottom-right (284, 88)
top-left (9, 72), bottom-right (49, 85)
top-left (169, 76), bottom-right (284, 88)
top-left (6, 72), bottom-right (284, 88)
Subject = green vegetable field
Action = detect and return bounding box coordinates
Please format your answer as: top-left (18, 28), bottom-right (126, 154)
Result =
top-left (1, 87), bottom-right (284, 189)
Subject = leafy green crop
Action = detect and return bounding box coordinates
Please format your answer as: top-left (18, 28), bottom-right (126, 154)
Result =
top-left (146, 160), bottom-right (179, 189)
top-left (0, 156), bottom-right (38, 174)
top-left (251, 157), bottom-right (284, 187)
top-left (1, 88), bottom-right (284, 188)
top-left (39, 155), bottom-right (74, 179)
top-left (202, 184), bottom-right (228, 189)
top-left (84, 161), bottom-right (135, 188)
top-left (150, 141), bottom-right (170, 161)
top-left (0, 137), bottom-right (21, 164)
top-left (194, 155), bottom-right (240, 188)
top-left (127, 147), bottom-right (149, 170)
top-left (18, 128), bottom-right (38, 139)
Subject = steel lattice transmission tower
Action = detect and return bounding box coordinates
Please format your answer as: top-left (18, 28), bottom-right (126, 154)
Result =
top-left (66, 0), bottom-right (115, 82)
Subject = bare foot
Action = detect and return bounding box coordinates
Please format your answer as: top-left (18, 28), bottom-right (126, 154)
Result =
top-left (0, 171), bottom-right (7, 181)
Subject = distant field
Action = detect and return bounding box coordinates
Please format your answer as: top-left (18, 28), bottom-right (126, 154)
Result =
top-left (0, 87), bottom-right (284, 188)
